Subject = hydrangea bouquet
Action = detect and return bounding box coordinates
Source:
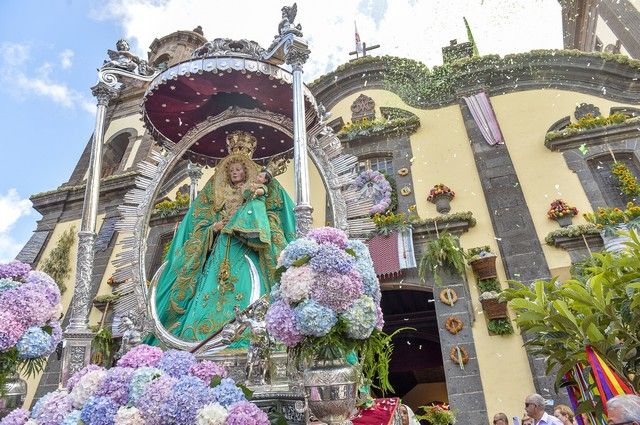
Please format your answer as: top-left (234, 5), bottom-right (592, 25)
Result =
top-left (0, 261), bottom-right (63, 396)
top-left (353, 169), bottom-right (393, 215)
top-left (1, 344), bottom-right (270, 425)
top-left (266, 227), bottom-right (395, 393)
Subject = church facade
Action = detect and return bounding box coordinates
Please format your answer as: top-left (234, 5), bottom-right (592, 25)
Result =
top-left (16, 25), bottom-right (640, 423)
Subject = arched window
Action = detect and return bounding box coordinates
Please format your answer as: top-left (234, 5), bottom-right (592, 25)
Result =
top-left (102, 132), bottom-right (131, 178)
top-left (588, 152), bottom-right (640, 208)
top-left (357, 154), bottom-right (394, 175)
top-left (153, 53), bottom-right (171, 71)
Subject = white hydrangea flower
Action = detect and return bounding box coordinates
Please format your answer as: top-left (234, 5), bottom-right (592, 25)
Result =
top-left (69, 369), bottom-right (107, 408)
top-left (196, 402), bottom-right (229, 425)
top-left (114, 406), bottom-right (145, 425)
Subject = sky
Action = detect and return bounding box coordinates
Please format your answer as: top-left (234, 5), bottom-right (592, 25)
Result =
top-left (0, 0), bottom-right (563, 262)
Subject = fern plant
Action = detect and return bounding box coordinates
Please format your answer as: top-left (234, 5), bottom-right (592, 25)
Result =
top-left (40, 226), bottom-right (76, 294)
top-left (418, 232), bottom-right (465, 285)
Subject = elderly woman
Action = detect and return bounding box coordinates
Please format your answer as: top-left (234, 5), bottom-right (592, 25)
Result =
top-left (606, 394), bottom-right (640, 425)
top-left (494, 413), bottom-right (509, 425)
top-left (553, 404), bottom-right (576, 425)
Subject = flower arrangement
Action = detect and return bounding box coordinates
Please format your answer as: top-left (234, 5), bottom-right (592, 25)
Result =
top-left (415, 403), bottom-right (456, 425)
top-left (0, 261), bottom-right (63, 395)
top-left (567, 112), bottom-right (628, 130)
top-left (427, 184), bottom-right (455, 202)
top-left (1, 344), bottom-right (268, 425)
top-left (611, 162), bottom-right (640, 199)
top-left (353, 169), bottom-right (393, 215)
top-left (371, 211), bottom-right (417, 235)
top-left (418, 232), bottom-right (466, 285)
top-left (337, 116), bottom-right (420, 141)
top-left (153, 192), bottom-right (190, 218)
top-left (583, 202), bottom-right (640, 235)
top-left (547, 199), bottom-right (578, 220)
top-left (267, 227), bottom-right (395, 393)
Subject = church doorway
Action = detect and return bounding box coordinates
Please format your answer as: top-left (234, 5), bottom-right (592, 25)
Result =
top-left (380, 284), bottom-right (448, 411)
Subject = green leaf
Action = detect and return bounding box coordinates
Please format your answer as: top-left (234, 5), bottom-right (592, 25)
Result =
top-left (209, 375), bottom-right (222, 388)
top-left (552, 300), bottom-right (579, 330)
top-left (585, 323), bottom-right (605, 342)
top-left (345, 248), bottom-right (356, 257)
top-left (238, 383), bottom-right (254, 399)
top-left (509, 298), bottom-right (547, 315)
top-left (291, 255), bottom-right (311, 267)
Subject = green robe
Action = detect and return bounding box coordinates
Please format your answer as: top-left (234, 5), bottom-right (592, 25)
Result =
top-left (150, 176), bottom-right (296, 347)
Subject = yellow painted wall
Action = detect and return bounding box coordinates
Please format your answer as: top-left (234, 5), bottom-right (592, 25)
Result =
top-left (330, 89), bottom-right (536, 421)
top-left (491, 90), bottom-right (639, 277)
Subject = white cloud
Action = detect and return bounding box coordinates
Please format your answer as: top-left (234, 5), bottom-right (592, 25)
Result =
top-left (60, 49), bottom-right (74, 69)
top-left (95, 0), bottom-right (563, 80)
top-left (0, 189), bottom-right (32, 262)
top-left (0, 42), bottom-right (30, 67)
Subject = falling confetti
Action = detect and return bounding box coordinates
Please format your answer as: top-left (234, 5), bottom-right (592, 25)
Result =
top-left (578, 144), bottom-right (589, 155)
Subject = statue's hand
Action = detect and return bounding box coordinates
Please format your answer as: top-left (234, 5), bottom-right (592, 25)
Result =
top-left (213, 220), bottom-right (226, 232)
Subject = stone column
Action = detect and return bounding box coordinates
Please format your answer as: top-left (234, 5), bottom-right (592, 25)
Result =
top-left (60, 82), bottom-right (118, 386)
top-left (285, 40), bottom-right (313, 236)
top-left (187, 161), bottom-right (203, 205)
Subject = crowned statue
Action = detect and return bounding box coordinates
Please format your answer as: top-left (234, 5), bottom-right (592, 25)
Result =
top-left (150, 130), bottom-right (296, 348)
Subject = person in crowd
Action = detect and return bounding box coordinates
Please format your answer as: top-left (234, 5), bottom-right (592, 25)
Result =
top-left (606, 394), bottom-right (640, 425)
top-left (494, 413), bottom-right (509, 425)
top-left (524, 394), bottom-right (563, 425)
top-left (554, 404), bottom-right (577, 425)
top-left (522, 415), bottom-right (534, 425)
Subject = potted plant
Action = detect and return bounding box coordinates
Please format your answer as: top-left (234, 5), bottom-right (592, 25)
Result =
top-left (265, 227), bottom-right (394, 425)
top-left (427, 184), bottom-right (455, 214)
top-left (415, 403), bottom-right (456, 425)
top-left (465, 246), bottom-right (497, 280)
top-left (418, 232), bottom-right (466, 285)
top-left (487, 318), bottom-right (514, 336)
top-left (479, 291), bottom-right (508, 320)
top-left (547, 199), bottom-right (578, 227)
top-left (584, 203), bottom-right (640, 252)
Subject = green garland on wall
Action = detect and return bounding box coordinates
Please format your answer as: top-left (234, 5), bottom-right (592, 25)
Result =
top-left (40, 226), bottom-right (76, 294)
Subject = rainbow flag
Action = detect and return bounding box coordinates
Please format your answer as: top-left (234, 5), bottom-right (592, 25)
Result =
top-left (586, 345), bottom-right (635, 414)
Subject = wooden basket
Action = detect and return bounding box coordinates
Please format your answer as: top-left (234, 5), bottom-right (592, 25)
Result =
top-left (480, 298), bottom-right (508, 320)
top-left (469, 255), bottom-right (497, 280)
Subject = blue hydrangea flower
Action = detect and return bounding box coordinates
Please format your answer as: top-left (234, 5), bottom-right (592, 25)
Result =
top-left (269, 283), bottom-right (282, 303)
top-left (160, 376), bottom-right (215, 423)
top-left (341, 296), bottom-right (377, 339)
top-left (80, 396), bottom-right (118, 425)
top-left (128, 367), bottom-right (163, 404)
top-left (0, 278), bottom-right (19, 293)
top-left (211, 378), bottom-right (246, 407)
top-left (309, 244), bottom-right (354, 274)
top-left (16, 326), bottom-right (52, 359)
top-left (95, 366), bottom-right (134, 405)
top-left (278, 238), bottom-right (319, 268)
top-left (157, 349), bottom-right (197, 378)
top-left (294, 299), bottom-right (337, 337)
top-left (60, 409), bottom-right (82, 425)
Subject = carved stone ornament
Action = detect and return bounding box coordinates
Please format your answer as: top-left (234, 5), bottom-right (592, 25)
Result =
top-left (351, 94), bottom-right (376, 122)
top-left (278, 3), bottom-right (303, 37)
top-left (192, 38), bottom-right (266, 60)
top-left (284, 44), bottom-right (310, 69)
top-left (574, 103), bottom-right (601, 120)
top-left (102, 39), bottom-right (156, 76)
top-left (91, 83), bottom-right (119, 107)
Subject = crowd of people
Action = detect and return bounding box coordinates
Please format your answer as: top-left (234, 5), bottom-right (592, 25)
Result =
top-left (492, 393), bottom-right (640, 425)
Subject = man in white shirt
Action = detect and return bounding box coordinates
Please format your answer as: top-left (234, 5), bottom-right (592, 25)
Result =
top-left (524, 394), bottom-right (563, 425)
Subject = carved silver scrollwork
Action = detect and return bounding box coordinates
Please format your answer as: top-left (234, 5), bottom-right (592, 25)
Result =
top-left (91, 82), bottom-right (119, 107)
top-left (192, 38), bottom-right (266, 60)
top-left (67, 231), bottom-right (96, 331)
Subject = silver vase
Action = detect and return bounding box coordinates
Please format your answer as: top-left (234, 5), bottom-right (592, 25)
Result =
top-left (303, 359), bottom-right (358, 425)
top-left (0, 374), bottom-right (27, 419)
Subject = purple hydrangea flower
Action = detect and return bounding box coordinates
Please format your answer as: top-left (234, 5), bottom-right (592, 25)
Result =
top-left (307, 227), bottom-right (349, 249)
top-left (309, 244), bottom-right (355, 275)
top-left (66, 364), bottom-right (104, 391)
top-left (0, 286), bottom-right (53, 328)
top-left (160, 376), bottom-right (215, 423)
top-left (116, 344), bottom-right (163, 369)
top-left (277, 238), bottom-right (319, 268)
top-left (310, 270), bottom-right (364, 313)
top-left (16, 326), bottom-right (52, 359)
top-left (25, 271), bottom-right (61, 305)
top-left (294, 299), bottom-right (337, 337)
top-left (0, 408), bottom-right (30, 425)
top-left (190, 360), bottom-right (227, 384)
top-left (265, 300), bottom-right (302, 347)
top-left (31, 389), bottom-right (73, 425)
top-left (211, 378), bottom-right (245, 407)
top-left (375, 303), bottom-right (385, 331)
top-left (157, 349), bottom-right (197, 378)
top-left (225, 400), bottom-right (270, 425)
top-left (80, 396), bottom-right (118, 425)
top-left (0, 261), bottom-right (31, 281)
top-left (95, 366), bottom-right (134, 405)
top-left (355, 263), bottom-right (381, 304)
top-left (135, 374), bottom-right (176, 425)
top-left (0, 311), bottom-right (25, 351)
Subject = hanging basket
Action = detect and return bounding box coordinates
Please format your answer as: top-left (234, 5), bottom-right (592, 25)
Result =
top-left (468, 255), bottom-right (497, 280)
top-left (480, 298), bottom-right (508, 320)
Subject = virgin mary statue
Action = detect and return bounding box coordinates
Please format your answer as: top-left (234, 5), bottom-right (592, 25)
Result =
top-left (151, 130), bottom-right (296, 347)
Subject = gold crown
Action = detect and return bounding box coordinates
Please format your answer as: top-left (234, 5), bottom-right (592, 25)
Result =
top-left (226, 130), bottom-right (257, 157)
top-left (264, 155), bottom-right (289, 177)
